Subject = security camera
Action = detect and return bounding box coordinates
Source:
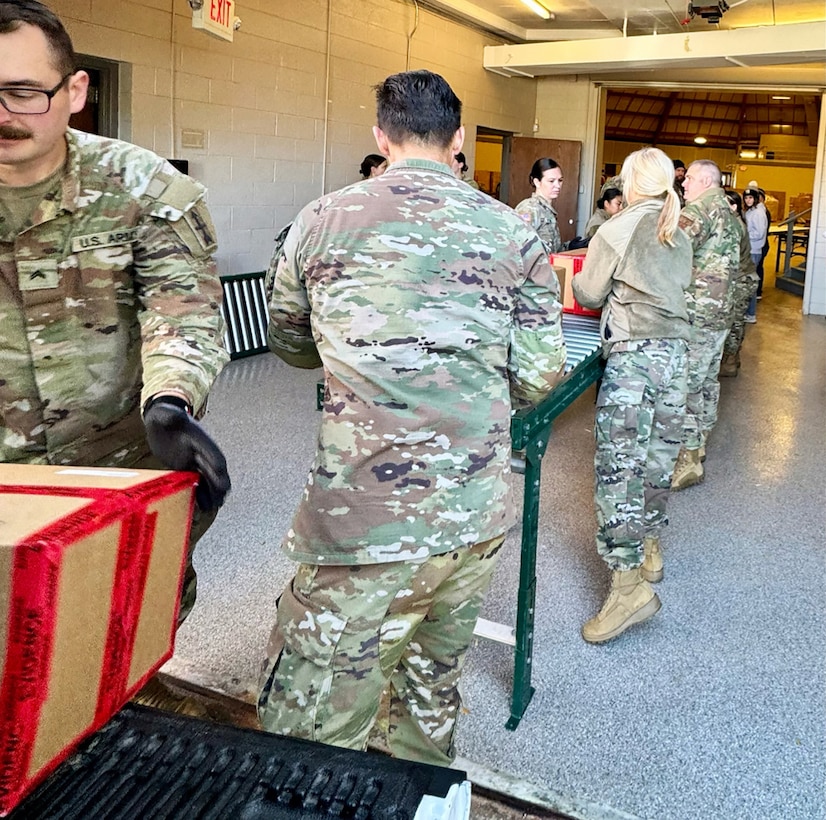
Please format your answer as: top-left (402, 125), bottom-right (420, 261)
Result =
top-left (188, 0), bottom-right (204, 10)
top-left (687, 1), bottom-right (729, 23)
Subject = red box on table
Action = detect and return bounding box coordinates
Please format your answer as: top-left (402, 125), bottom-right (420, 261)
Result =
top-left (550, 248), bottom-right (601, 318)
top-left (0, 464), bottom-right (196, 815)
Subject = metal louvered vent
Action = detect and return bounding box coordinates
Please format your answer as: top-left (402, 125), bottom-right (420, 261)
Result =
top-left (9, 705), bottom-right (467, 820)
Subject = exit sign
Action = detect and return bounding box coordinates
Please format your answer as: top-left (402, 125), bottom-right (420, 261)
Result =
top-left (192, 0), bottom-right (235, 42)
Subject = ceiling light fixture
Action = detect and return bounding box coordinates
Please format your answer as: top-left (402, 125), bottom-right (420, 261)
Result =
top-left (519, 0), bottom-right (552, 20)
top-left (772, 95), bottom-right (791, 100)
top-left (694, 136), bottom-right (708, 144)
top-left (739, 150), bottom-right (757, 159)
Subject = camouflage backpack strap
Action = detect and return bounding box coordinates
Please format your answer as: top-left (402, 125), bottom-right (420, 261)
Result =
top-left (265, 222), bottom-right (293, 303)
top-left (144, 167), bottom-right (218, 256)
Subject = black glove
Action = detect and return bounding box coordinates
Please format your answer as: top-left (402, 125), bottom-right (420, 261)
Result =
top-left (143, 397), bottom-right (231, 512)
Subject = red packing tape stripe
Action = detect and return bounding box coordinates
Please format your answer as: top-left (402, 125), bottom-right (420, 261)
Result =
top-left (95, 510), bottom-right (158, 722)
top-left (0, 535), bottom-right (61, 809)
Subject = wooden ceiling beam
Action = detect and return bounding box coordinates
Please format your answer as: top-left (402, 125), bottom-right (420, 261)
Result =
top-left (652, 92), bottom-right (676, 145)
top-left (735, 97), bottom-right (748, 149)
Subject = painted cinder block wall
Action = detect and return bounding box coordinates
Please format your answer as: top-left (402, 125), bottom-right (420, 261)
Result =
top-left (52, 0), bottom-right (536, 276)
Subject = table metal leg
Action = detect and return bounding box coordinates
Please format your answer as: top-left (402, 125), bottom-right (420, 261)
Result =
top-left (507, 426), bottom-right (551, 730)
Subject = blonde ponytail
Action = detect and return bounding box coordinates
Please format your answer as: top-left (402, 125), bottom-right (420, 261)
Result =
top-left (658, 187), bottom-right (681, 246)
top-left (620, 147), bottom-right (682, 246)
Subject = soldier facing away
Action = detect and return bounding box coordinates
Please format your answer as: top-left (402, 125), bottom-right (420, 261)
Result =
top-left (0, 1), bottom-right (230, 713)
top-left (259, 69), bottom-right (567, 766)
top-left (671, 159), bottom-right (741, 489)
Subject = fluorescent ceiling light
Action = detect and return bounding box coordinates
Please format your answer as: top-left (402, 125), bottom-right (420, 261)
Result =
top-left (739, 150), bottom-right (757, 159)
top-left (519, 0), bottom-right (551, 19)
top-left (771, 95), bottom-right (791, 100)
top-left (694, 136), bottom-right (708, 144)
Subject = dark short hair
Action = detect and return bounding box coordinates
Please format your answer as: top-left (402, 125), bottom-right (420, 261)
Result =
top-left (359, 154), bottom-right (386, 178)
top-left (673, 159), bottom-right (686, 170)
top-left (598, 187), bottom-right (622, 208)
top-left (374, 70), bottom-right (461, 148)
top-left (529, 158), bottom-right (560, 184)
top-left (0, 0), bottom-right (77, 76)
top-left (455, 152), bottom-right (468, 172)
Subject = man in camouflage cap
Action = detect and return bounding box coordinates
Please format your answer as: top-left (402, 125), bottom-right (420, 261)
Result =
top-left (672, 160), bottom-right (740, 489)
top-left (259, 69), bottom-right (566, 766)
top-left (0, 2), bottom-right (230, 713)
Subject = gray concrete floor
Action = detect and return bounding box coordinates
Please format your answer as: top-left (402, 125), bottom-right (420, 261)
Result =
top-left (166, 280), bottom-right (826, 820)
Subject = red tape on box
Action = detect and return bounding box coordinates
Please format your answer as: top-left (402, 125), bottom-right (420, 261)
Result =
top-left (0, 472), bottom-right (196, 812)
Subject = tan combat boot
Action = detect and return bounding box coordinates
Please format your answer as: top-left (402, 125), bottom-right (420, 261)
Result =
top-left (581, 567), bottom-right (661, 643)
top-left (132, 675), bottom-right (210, 719)
top-left (641, 535), bottom-right (663, 583)
top-left (671, 447), bottom-right (704, 491)
top-left (719, 353), bottom-right (738, 377)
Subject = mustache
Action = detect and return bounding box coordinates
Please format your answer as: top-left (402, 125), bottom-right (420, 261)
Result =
top-left (0, 125), bottom-right (32, 140)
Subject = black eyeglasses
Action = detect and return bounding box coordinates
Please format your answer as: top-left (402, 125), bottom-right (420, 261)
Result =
top-left (0, 72), bottom-right (74, 115)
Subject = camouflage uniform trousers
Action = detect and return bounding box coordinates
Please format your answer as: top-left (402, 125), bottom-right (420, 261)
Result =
top-left (724, 315), bottom-right (747, 358)
top-left (684, 326), bottom-right (729, 450)
top-left (257, 535), bottom-right (504, 767)
top-left (594, 339), bottom-right (687, 569)
top-left (724, 273), bottom-right (759, 357)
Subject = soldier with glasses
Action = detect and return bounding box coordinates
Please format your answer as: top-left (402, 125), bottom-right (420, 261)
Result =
top-left (0, 1), bottom-right (231, 716)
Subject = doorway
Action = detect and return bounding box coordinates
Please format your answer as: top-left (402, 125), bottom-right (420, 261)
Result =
top-left (474, 127), bottom-right (508, 200)
top-left (597, 85), bottom-right (820, 301)
top-left (70, 56), bottom-right (120, 138)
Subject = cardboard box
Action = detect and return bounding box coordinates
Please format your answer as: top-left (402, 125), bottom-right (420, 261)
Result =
top-left (550, 249), bottom-right (601, 318)
top-left (0, 465), bottom-right (196, 815)
top-left (551, 263), bottom-right (567, 308)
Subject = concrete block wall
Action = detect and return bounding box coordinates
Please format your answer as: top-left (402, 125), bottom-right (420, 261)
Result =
top-left (52, 0), bottom-right (536, 275)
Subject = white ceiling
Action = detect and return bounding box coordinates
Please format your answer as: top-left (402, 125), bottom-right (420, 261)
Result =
top-left (421, 0), bottom-right (826, 85)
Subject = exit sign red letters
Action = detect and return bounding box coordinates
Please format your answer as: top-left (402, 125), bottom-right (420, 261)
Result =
top-left (192, 0), bottom-right (235, 42)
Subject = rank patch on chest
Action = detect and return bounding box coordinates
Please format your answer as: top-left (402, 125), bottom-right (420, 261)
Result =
top-left (71, 229), bottom-right (138, 253)
top-left (18, 259), bottom-right (59, 290)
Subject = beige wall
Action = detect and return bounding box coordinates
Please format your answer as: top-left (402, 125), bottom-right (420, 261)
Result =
top-left (52, 0), bottom-right (535, 275)
top-left (534, 76), bottom-right (601, 232)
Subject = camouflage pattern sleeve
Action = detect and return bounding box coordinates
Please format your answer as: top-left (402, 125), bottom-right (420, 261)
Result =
top-left (267, 212), bottom-right (322, 369)
top-left (515, 195), bottom-right (562, 255)
top-left (678, 202), bottom-right (708, 250)
top-left (136, 171), bottom-right (229, 414)
top-left (680, 190), bottom-right (740, 330)
top-left (508, 236), bottom-right (566, 406)
top-left (264, 222), bottom-right (293, 303)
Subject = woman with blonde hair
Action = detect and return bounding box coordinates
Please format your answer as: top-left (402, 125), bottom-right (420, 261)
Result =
top-left (572, 147), bottom-right (693, 644)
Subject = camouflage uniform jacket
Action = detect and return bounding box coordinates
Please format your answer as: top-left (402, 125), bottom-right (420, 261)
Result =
top-left (515, 192), bottom-right (563, 254)
top-left (679, 187), bottom-right (740, 331)
top-left (268, 158), bottom-right (566, 565)
top-left (572, 197), bottom-right (692, 355)
top-left (0, 129), bottom-right (228, 467)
